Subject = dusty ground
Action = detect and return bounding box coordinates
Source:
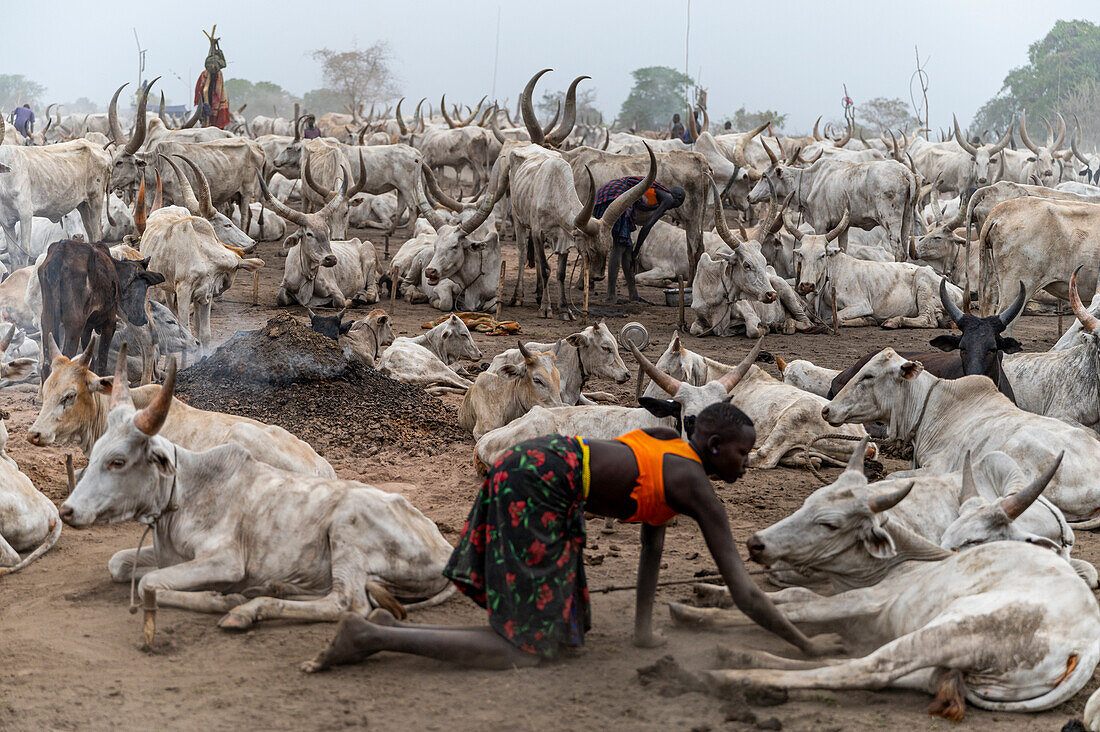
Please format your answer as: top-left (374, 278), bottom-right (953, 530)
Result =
top-left (0, 216), bottom-right (1091, 731)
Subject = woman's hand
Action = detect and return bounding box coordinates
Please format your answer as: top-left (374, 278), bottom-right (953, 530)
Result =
top-left (802, 633), bottom-right (846, 657)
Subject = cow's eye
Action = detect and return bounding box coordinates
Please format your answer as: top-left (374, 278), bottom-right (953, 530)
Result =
top-left (107, 458), bottom-right (126, 470)
top-left (817, 520), bottom-right (839, 531)
top-left (61, 391), bottom-right (76, 406)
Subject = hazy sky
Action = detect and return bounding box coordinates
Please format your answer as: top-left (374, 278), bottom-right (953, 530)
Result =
top-left (7, 0), bottom-right (1099, 132)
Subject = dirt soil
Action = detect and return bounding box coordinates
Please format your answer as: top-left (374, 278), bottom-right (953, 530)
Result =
top-left (0, 215), bottom-right (1092, 731)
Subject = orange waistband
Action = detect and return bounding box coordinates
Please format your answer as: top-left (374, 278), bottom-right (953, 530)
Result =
top-left (614, 429), bottom-right (700, 526)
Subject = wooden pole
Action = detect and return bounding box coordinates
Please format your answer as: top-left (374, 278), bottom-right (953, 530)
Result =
top-left (677, 275), bottom-right (686, 330)
top-left (1057, 301), bottom-right (1064, 338)
top-left (389, 265), bottom-right (398, 314)
top-left (64, 454), bottom-right (75, 496)
top-left (251, 271), bottom-right (259, 306)
top-left (495, 260), bottom-right (506, 321)
top-left (142, 588), bottom-right (157, 648)
top-left (830, 284), bottom-right (840, 335)
top-left (582, 255), bottom-right (590, 325)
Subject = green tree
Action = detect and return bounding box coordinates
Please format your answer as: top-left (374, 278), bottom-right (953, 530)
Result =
top-left (726, 106), bottom-right (787, 132)
top-left (971, 19), bottom-right (1100, 136)
top-left (0, 74), bottom-right (46, 111)
top-left (618, 66), bottom-right (692, 132)
top-left (301, 87), bottom-right (347, 116)
top-left (64, 97), bottom-right (99, 114)
top-left (856, 97), bottom-right (919, 134)
top-left (224, 78), bottom-right (299, 119)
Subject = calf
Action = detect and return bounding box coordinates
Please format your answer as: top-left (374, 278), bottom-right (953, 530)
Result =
top-left (377, 314), bottom-right (482, 394)
top-left (59, 358), bottom-right (455, 629)
top-left (775, 356), bottom-right (838, 398)
top-left (827, 279), bottom-right (1026, 400)
top-left (342, 309), bottom-right (394, 368)
top-left (458, 342), bottom-right (563, 438)
top-left (307, 308), bottom-right (352, 341)
top-left (28, 342), bottom-right (335, 478)
top-left (672, 446), bottom-right (1100, 721)
top-left (487, 322), bottom-right (629, 405)
top-left (38, 239), bottom-right (164, 379)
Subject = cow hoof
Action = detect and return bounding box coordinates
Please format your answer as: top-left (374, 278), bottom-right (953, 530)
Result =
top-left (218, 612), bottom-right (254, 631)
top-left (560, 311), bottom-right (575, 322)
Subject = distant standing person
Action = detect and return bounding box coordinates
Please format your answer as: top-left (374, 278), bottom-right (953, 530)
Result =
top-left (669, 113), bottom-right (685, 141)
top-left (302, 116), bottom-right (322, 140)
top-left (11, 104), bottom-right (34, 140)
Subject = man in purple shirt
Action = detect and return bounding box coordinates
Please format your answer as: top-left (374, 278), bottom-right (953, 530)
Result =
top-left (11, 105), bottom-right (35, 140)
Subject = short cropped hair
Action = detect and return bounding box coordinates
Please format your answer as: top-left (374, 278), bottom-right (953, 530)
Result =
top-left (669, 185), bottom-right (687, 206)
top-left (695, 400), bottom-right (754, 442)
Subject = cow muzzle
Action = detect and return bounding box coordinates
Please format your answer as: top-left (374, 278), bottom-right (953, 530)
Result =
top-left (58, 504), bottom-right (76, 526)
top-left (820, 405), bottom-right (843, 426)
top-left (322, 255), bottom-right (337, 268)
top-left (796, 283), bottom-right (814, 296)
top-left (425, 268), bottom-right (440, 285)
top-left (762, 291), bottom-right (777, 304)
top-left (746, 534), bottom-right (767, 564)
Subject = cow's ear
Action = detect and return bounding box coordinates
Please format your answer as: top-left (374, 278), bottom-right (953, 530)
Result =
top-left (564, 332), bottom-right (587, 348)
top-left (498, 363), bottom-right (526, 379)
top-left (237, 257), bottom-right (264, 272)
top-left (142, 271), bottom-right (166, 286)
top-left (859, 522), bottom-right (897, 559)
top-left (997, 337), bottom-right (1023, 354)
top-left (898, 360), bottom-right (923, 380)
top-left (929, 334), bottom-right (961, 351)
top-left (339, 320), bottom-right (354, 335)
top-left (0, 358), bottom-right (36, 381)
top-left (88, 375), bottom-right (114, 394)
top-left (638, 396), bottom-right (682, 419)
top-left (0, 163), bottom-right (10, 174)
top-left (148, 443), bottom-right (174, 476)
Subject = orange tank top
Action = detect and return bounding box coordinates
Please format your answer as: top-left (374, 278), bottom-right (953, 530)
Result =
top-left (614, 429), bottom-right (702, 526)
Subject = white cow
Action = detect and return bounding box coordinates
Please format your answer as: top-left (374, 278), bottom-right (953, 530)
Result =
top-left (59, 362), bottom-right (456, 629)
top-left (378, 314), bottom-right (482, 394)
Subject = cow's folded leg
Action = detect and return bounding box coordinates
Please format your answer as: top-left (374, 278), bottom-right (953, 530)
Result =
top-left (0, 532), bottom-right (20, 567)
top-left (155, 589), bottom-right (248, 614)
top-left (218, 590), bottom-right (350, 630)
top-left (137, 555), bottom-right (245, 609)
top-left (107, 546), bottom-right (158, 582)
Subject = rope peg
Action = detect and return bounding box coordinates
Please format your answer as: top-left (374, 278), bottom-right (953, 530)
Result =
top-left (142, 587), bottom-right (158, 648)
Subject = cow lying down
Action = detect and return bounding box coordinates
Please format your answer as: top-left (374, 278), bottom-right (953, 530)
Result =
top-left (669, 444), bottom-right (1100, 721)
top-left (59, 359), bottom-right (456, 628)
top-left (28, 341), bottom-right (335, 479)
top-left (377, 313), bottom-right (481, 395)
top-left (0, 413), bottom-right (61, 576)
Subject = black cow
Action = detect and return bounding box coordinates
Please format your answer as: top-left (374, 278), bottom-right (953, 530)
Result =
top-left (828, 279), bottom-right (1027, 400)
top-left (308, 308), bottom-right (352, 341)
top-left (38, 240), bottom-right (164, 379)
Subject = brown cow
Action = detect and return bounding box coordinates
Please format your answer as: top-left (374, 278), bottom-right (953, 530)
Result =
top-left (38, 239), bottom-right (164, 379)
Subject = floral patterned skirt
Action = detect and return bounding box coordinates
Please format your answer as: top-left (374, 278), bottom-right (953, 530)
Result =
top-left (444, 434), bottom-right (591, 658)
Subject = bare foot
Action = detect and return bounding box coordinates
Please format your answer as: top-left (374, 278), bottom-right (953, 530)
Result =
top-left (300, 612), bottom-right (378, 673)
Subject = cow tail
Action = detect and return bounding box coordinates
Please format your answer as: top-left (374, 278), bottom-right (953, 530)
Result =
top-left (364, 580), bottom-right (408, 620)
top-left (0, 516), bottom-right (61, 576)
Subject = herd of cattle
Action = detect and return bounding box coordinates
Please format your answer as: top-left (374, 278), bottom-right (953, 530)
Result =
top-left (8, 66), bottom-right (1100, 724)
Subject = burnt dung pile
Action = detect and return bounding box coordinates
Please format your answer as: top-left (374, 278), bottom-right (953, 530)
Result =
top-left (175, 313), bottom-right (465, 452)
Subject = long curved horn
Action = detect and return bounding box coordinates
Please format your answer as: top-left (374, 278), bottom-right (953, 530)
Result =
top-left (574, 166), bottom-right (600, 237)
top-left (178, 104), bottom-right (202, 130)
top-left (302, 155), bottom-right (332, 200)
top-left (547, 76), bottom-right (589, 146)
top-left (317, 167), bottom-right (349, 220)
top-left (1019, 112), bottom-right (1040, 154)
top-left (158, 92), bottom-right (167, 123)
top-left (257, 169), bottom-right (307, 227)
top-left (134, 176), bottom-right (147, 234)
top-left (133, 357), bottom-right (177, 435)
top-left (716, 336), bottom-right (764, 391)
top-left (1053, 112), bottom-right (1067, 151)
top-left (1040, 115), bottom-right (1054, 146)
top-left (1069, 265), bottom-right (1100, 333)
top-left (124, 77), bottom-right (157, 156)
top-left (939, 278), bottom-right (964, 325)
top-left (348, 150), bottom-right (368, 198)
top-left (761, 138), bottom-right (779, 166)
top-left (599, 144), bottom-right (657, 232)
top-left (834, 121), bottom-right (851, 148)
top-left (709, 176), bottom-right (739, 248)
top-left (43, 103), bottom-right (55, 134)
top-left (959, 451), bottom-right (979, 502)
top-left (459, 95), bottom-right (488, 126)
top-left (868, 481), bottom-right (914, 512)
top-left (800, 146), bottom-right (823, 165)
top-left (108, 83), bottom-right (129, 147)
top-left (395, 97), bottom-right (408, 135)
top-left (732, 121), bottom-right (767, 180)
top-left (151, 168), bottom-right (163, 212)
top-left (686, 106), bottom-right (699, 141)
top-left (998, 281), bottom-right (1027, 328)
top-left (439, 95), bottom-right (457, 129)
top-left (953, 114), bottom-right (978, 156)
top-left (414, 177), bottom-right (446, 230)
top-left (627, 341), bottom-right (681, 396)
top-left (109, 342), bottom-right (130, 408)
top-left (813, 116), bottom-right (823, 141)
top-left (1072, 114), bottom-right (1091, 165)
top-left (357, 124), bottom-right (370, 146)
top-left (420, 163), bottom-right (464, 212)
top-left (292, 102), bottom-right (301, 142)
top-left (460, 166), bottom-right (509, 235)
top-left (413, 98), bottom-right (425, 131)
top-left (845, 436), bottom-right (869, 473)
top-left (989, 118), bottom-right (1014, 155)
top-left (520, 69), bottom-right (551, 146)
top-left (824, 208), bottom-right (849, 242)
top-left (781, 208), bottom-right (804, 241)
top-left (1000, 451), bottom-right (1064, 520)
top-left (488, 106), bottom-right (508, 145)
top-left (157, 154), bottom-right (200, 213)
top-left (700, 105), bottom-right (710, 134)
top-left (174, 155), bottom-right (213, 218)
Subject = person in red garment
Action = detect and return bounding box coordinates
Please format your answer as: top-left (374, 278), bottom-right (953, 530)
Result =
top-left (301, 400), bottom-right (844, 673)
top-left (193, 25), bottom-right (231, 129)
